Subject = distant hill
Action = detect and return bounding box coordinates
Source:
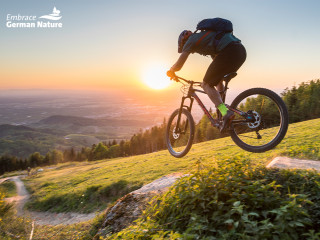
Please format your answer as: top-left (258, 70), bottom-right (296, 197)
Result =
top-left (0, 124), bottom-right (64, 157)
top-left (0, 124), bottom-right (36, 137)
top-left (38, 115), bottom-right (98, 126)
top-left (0, 124), bottom-right (64, 137)
top-left (0, 115), bottom-right (153, 158)
top-left (30, 115), bottom-right (152, 141)
top-left (0, 123), bottom-right (103, 158)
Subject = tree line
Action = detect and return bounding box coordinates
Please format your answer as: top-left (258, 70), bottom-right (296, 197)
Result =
top-left (282, 79), bottom-right (320, 123)
top-left (1, 79), bottom-right (319, 174)
top-left (0, 122), bottom-right (168, 175)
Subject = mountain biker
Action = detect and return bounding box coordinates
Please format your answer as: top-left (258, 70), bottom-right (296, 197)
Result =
top-left (167, 22), bottom-right (246, 132)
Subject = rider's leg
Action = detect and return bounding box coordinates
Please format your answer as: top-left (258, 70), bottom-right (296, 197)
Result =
top-left (203, 42), bottom-right (247, 131)
top-left (203, 42), bottom-right (246, 98)
top-left (203, 82), bottom-right (232, 132)
top-left (202, 82), bottom-right (222, 107)
top-left (202, 82), bottom-right (229, 116)
top-left (214, 81), bottom-right (225, 118)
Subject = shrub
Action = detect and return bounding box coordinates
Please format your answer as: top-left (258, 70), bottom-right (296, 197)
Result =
top-left (108, 158), bottom-right (320, 239)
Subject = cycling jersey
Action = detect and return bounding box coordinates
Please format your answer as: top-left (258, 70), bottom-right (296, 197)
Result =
top-left (182, 31), bottom-right (241, 56)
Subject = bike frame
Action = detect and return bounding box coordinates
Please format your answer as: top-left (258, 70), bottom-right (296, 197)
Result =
top-left (175, 76), bottom-right (251, 133)
top-left (179, 84), bottom-right (220, 128)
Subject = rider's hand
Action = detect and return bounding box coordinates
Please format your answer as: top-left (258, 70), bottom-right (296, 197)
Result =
top-left (167, 70), bottom-right (177, 80)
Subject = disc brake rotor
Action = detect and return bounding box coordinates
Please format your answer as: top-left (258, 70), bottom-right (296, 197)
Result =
top-left (248, 111), bottom-right (261, 129)
top-left (172, 127), bottom-right (180, 139)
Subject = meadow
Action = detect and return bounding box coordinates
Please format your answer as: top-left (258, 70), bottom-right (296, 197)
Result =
top-left (24, 118), bottom-right (320, 214)
top-left (0, 118), bottom-right (318, 239)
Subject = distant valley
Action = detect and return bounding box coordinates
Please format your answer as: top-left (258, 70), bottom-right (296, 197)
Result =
top-left (0, 89), bottom-right (180, 158)
top-left (0, 114), bottom-right (152, 158)
top-left (0, 88), bottom-right (239, 158)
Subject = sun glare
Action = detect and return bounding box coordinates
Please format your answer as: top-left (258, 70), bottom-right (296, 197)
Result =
top-left (142, 65), bottom-right (171, 90)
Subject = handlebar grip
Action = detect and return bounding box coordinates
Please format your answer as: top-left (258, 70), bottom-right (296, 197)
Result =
top-left (166, 70), bottom-right (175, 78)
top-left (167, 70), bottom-right (178, 82)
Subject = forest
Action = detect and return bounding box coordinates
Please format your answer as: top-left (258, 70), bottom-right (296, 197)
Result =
top-left (0, 79), bottom-right (319, 174)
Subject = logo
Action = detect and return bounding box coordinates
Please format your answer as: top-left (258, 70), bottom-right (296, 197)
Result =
top-left (6, 7), bottom-right (63, 28)
top-left (39, 7), bottom-right (62, 21)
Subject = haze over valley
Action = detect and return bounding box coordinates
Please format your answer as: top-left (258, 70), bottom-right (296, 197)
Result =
top-left (0, 88), bottom-right (209, 157)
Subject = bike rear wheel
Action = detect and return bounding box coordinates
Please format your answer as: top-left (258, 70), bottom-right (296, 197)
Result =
top-left (166, 108), bottom-right (195, 158)
top-left (230, 88), bottom-right (288, 153)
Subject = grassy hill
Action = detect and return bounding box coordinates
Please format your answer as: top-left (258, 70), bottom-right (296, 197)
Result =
top-left (24, 118), bottom-right (320, 214)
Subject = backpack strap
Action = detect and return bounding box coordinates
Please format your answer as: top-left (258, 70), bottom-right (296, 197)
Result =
top-left (214, 31), bottom-right (226, 50)
top-left (194, 31), bottom-right (212, 47)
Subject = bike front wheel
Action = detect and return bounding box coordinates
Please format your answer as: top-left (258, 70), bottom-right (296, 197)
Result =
top-left (166, 108), bottom-right (195, 158)
top-left (230, 88), bottom-right (288, 153)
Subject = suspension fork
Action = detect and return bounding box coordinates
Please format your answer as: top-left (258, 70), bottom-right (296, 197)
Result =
top-left (176, 96), bottom-right (194, 132)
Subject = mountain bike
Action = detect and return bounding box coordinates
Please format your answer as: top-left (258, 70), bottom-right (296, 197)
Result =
top-left (165, 72), bottom-right (289, 158)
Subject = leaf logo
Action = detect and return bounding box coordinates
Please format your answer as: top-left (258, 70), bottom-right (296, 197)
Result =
top-left (39, 7), bottom-right (62, 21)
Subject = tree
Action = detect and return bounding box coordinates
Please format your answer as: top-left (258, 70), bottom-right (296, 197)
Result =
top-left (28, 152), bottom-right (43, 168)
top-left (43, 152), bottom-right (51, 166)
top-left (63, 148), bottom-right (76, 162)
top-left (109, 145), bottom-right (121, 158)
top-left (51, 150), bottom-right (63, 164)
top-left (205, 125), bottom-right (218, 140)
top-left (123, 141), bottom-right (131, 156)
top-left (93, 143), bottom-right (109, 160)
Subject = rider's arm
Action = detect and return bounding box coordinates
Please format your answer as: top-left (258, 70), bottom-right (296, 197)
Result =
top-left (170, 51), bottom-right (190, 72)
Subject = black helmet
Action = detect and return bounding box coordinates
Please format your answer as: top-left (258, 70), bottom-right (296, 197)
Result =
top-left (178, 30), bottom-right (192, 53)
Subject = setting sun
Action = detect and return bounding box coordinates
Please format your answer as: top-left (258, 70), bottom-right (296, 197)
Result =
top-left (142, 65), bottom-right (171, 90)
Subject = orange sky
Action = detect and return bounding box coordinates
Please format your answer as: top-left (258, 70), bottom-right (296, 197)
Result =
top-left (1, 0), bottom-right (320, 92)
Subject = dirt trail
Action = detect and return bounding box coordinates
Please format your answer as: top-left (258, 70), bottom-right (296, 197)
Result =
top-left (5, 176), bottom-right (29, 215)
top-left (2, 176), bottom-right (97, 225)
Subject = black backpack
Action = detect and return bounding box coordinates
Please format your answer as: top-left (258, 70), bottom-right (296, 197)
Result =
top-left (193, 18), bottom-right (233, 53)
top-left (196, 18), bottom-right (233, 32)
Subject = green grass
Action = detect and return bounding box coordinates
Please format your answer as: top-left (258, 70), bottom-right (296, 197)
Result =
top-left (31, 214), bottom-right (104, 240)
top-left (0, 180), bottom-right (17, 198)
top-left (24, 119), bottom-right (320, 213)
top-left (1, 170), bottom-right (27, 178)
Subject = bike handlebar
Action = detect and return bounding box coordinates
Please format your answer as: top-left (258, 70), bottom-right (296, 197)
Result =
top-left (166, 71), bottom-right (201, 86)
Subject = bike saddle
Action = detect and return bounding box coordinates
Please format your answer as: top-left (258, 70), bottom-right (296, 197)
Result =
top-left (223, 72), bottom-right (237, 83)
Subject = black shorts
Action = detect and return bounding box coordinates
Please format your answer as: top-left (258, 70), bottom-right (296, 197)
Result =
top-left (203, 42), bottom-right (247, 87)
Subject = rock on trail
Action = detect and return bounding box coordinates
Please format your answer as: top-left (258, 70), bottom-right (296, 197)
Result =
top-left (96, 173), bottom-right (185, 238)
top-left (267, 157), bottom-right (320, 171)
